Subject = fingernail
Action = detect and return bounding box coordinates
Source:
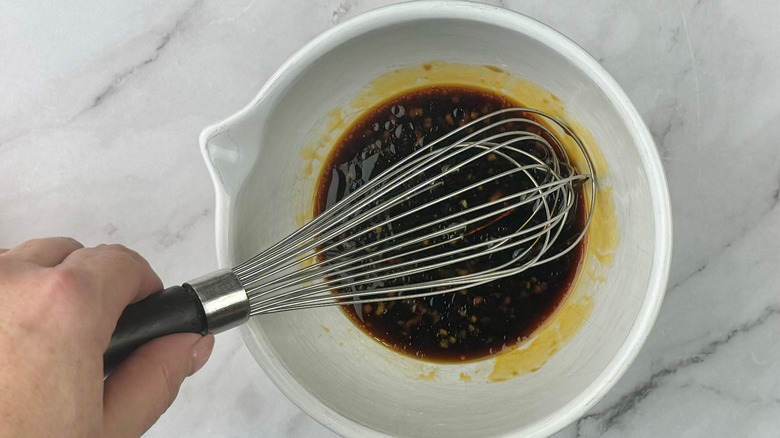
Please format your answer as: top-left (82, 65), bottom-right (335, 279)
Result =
top-left (191, 334), bottom-right (215, 374)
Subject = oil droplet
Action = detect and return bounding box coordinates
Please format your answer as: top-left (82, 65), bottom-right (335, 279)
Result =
top-left (484, 65), bottom-right (504, 73)
top-left (418, 369), bottom-right (437, 381)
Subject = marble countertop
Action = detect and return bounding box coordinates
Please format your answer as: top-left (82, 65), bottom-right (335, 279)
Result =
top-left (2, 0), bottom-right (778, 436)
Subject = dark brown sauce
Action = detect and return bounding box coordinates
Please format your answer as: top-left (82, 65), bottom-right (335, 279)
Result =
top-left (315, 86), bottom-right (585, 362)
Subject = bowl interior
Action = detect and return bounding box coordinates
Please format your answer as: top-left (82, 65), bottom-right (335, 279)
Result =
top-left (204, 5), bottom-right (668, 438)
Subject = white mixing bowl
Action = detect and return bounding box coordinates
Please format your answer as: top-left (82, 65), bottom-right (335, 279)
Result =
top-left (199, 2), bottom-right (672, 437)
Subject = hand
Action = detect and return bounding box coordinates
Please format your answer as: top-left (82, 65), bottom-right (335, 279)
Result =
top-left (0, 238), bottom-right (215, 437)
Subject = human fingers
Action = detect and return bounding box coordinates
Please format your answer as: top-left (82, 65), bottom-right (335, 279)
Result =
top-left (102, 333), bottom-right (214, 438)
top-left (1, 237), bottom-right (83, 267)
top-left (60, 244), bottom-right (163, 325)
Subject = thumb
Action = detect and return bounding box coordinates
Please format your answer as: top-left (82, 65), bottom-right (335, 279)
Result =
top-left (102, 333), bottom-right (215, 438)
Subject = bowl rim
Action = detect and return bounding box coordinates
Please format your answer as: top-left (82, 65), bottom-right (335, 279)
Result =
top-left (199, 1), bottom-right (673, 437)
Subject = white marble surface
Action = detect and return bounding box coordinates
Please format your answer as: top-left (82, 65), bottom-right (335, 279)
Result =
top-left (2, 0), bottom-right (779, 436)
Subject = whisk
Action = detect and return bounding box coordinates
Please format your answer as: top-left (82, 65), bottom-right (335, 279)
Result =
top-left (104, 108), bottom-right (595, 373)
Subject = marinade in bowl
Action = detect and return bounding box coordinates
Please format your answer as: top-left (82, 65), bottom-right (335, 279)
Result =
top-left (315, 85), bottom-right (586, 362)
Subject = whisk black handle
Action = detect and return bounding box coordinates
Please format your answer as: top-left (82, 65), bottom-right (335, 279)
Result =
top-left (103, 285), bottom-right (207, 376)
top-left (103, 269), bottom-right (250, 376)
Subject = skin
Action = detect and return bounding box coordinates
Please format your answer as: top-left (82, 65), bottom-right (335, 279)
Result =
top-left (0, 237), bottom-right (214, 438)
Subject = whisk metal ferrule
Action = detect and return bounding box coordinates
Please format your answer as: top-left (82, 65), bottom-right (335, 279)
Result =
top-left (186, 269), bottom-right (250, 333)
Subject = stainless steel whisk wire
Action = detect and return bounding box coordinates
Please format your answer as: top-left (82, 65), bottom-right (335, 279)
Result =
top-left (232, 108), bottom-right (596, 315)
